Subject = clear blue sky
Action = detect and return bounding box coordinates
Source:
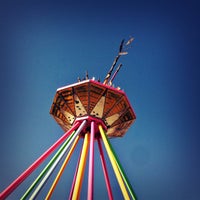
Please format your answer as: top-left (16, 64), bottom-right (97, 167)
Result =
top-left (0, 0), bottom-right (199, 199)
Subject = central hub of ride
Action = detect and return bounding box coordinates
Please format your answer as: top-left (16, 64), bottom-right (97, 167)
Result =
top-left (74, 116), bottom-right (107, 138)
top-left (50, 79), bottom-right (136, 138)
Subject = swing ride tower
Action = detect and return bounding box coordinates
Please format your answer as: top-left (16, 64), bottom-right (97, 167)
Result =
top-left (0, 38), bottom-right (137, 200)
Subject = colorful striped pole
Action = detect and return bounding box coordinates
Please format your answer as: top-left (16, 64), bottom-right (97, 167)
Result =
top-left (1, 119), bottom-right (137, 199)
top-left (99, 125), bottom-right (130, 200)
top-left (0, 121), bottom-right (80, 200)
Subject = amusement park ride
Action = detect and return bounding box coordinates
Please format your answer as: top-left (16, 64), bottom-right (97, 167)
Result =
top-left (0, 37), bottom-right (137, 199)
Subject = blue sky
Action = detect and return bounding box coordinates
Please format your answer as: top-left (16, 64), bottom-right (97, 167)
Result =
top-left (0, 0), bottom-right (199, 199)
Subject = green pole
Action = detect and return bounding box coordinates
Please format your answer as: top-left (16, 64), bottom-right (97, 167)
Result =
top-left (102, 127), bottom-right (137, 200)
top-left (20, 131), bottom-right (75, 199)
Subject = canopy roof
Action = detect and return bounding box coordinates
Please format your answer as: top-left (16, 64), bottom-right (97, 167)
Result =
top-left (50, 79), bottom-right (136, 137)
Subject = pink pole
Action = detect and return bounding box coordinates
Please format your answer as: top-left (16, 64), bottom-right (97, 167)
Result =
top-left (68, 147), bottom-right (82, 200)
top-left (0, 122), bottom-right (80, 200)
top-left (97, 138), bottom-right (114, 200)
top-left (87, 121), bottom-right (95, 200)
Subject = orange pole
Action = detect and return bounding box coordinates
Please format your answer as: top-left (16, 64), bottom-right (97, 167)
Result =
top-left (45, 135), bottom-right (80, 200)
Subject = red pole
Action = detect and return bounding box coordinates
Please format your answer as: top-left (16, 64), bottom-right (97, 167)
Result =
top-left (87, 121), bottom-right (95, 200)
top-left (0, 122), bottom-right (80, 200)
top-left (97, 138), bottom-right (114, 200)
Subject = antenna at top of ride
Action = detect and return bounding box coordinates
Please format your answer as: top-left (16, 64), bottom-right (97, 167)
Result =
top-left (50, 36), bottom-right (136, 138)
top-left (103, 36), bottom-right (134, 86)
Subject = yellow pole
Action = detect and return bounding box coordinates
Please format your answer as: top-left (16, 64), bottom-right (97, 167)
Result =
top-left (72, 132), bottom-right (90, 200)
top-left (45, 135), bottom-right (80, 200)
top-left (99, 125), bottom-right (130, 200)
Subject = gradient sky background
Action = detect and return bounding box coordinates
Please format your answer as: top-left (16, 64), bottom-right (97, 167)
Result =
top-left (0, 0), bottom-right (200, 199)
